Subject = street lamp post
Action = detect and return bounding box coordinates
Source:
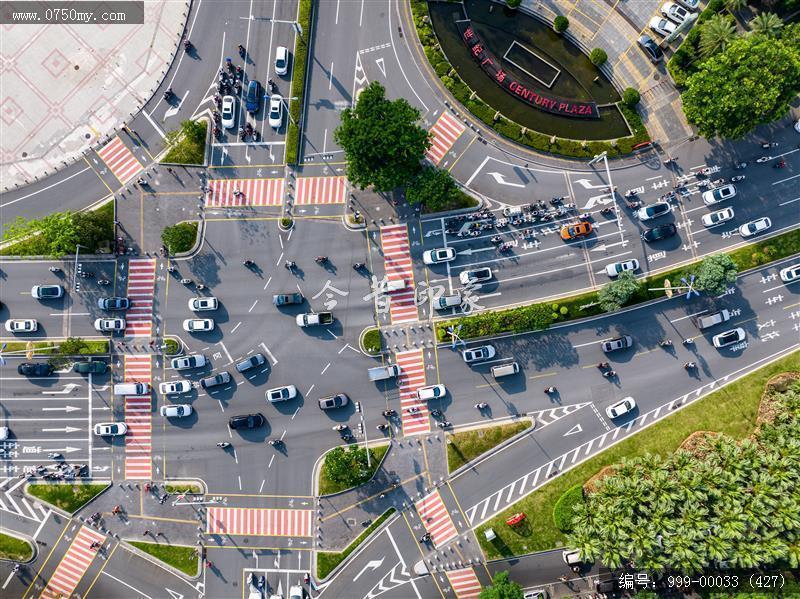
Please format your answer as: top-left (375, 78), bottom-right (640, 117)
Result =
top-left (589, 151), bottom-right (623, 236)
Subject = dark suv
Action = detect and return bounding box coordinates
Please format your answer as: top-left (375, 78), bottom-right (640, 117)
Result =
top-left (235, 353), bottom-right (267, 373)
top-left (641, 223), bottom-right (677, 242)
top-left (200, 371), bottom-right (232, 389)
top-left (18, 362), bottom-right (54, 376)
top-left (73, 360), bottom-right (108, 374)
top-left (228, 413), bottom-right (265, 429)
top-left (637, 34), bottom-right (664, 63)
top-left (245, 80), bottom-right (262, 113)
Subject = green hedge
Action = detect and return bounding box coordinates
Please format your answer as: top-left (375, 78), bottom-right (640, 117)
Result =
top-left (285, 0), bottom-right (313, 165)
top-left (408, 0), bottom-right (650, 158)
top-left (436, 227), bottom-right (800, 342)
top-left (129, 542), bottom-right (198, 576)
top-left (0, 532), bottom-right (33, 561)
top-left (161, 222), bottom-right (198, 254)
top-left (552, 484), bottom-right (585, 532)
top-left (667, 0), bottom-right (726, 87)
top-left (28, 483), bottom-right (107, 513)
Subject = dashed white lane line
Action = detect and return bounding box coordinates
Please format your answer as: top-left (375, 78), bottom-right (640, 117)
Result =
top-left (248, 300), bottom-right (258, 313)
top-left (589, 402), bottom-right (611, 431)
top-left (231, 322), bottom-right (242, 333)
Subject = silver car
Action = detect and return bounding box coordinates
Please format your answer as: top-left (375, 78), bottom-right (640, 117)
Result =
top-left (601, 335), bottom-right (633, 352)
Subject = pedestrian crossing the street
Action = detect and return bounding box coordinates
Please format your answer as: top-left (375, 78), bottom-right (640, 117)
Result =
top-left (97, 136), bottom-right (143, 185)
top-left (379, 224), bottom-right (418, 324)
top-left (206, 507), bottom-right (314, 537)
top-left (124, 355), bottom-right (152, 480)
top-left (415, 490), bottom-right (457, 547)
top-left (426, 112), bottom-right (465, 165)
top-left (295, 176), bottom-right (348, 205)
top-left (446, 568), bottom-right (482, 599)
top-left (207, 177), bottom-right (285, 207)
top-left (124, 258), bottom-right (156, 338)
top-left (40, 526), bottom-right (105, 599)
top-left (395, 349), bottom-right (429, 436)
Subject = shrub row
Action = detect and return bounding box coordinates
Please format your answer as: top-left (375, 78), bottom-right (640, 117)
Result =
top-left (285, 0), bottom-right (313, 165)
top-left (408, 0), bottom-right (650, 158)
top-left (667, 0), bottom-right (725, 87)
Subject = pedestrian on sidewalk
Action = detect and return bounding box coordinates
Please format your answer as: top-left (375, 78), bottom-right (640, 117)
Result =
top-left (143, 529), bottom-right (150, 536)
top-left (559, 575), bottom-right (568, 583)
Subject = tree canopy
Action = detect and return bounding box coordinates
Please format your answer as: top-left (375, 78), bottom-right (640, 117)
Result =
top-left (334, 81), bottom-right (430, 192)
top-left (406, 166), bottom-right (458, 212)
top-left (695, 253), bottom-right (738, 295)
top-left (322, 446), bottom-right (373, 488)
top-left (478, 571), bottom-right (523, 599)
top-left (598, 271), bottom-right (640, 312)
top-left (683, 29), bottom-right (800, 139)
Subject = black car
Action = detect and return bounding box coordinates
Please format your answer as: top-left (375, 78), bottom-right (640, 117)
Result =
top-left (98, 297), bottom-right (130, 311)
top-left (18, 362), bottom-right (54, 376)
top-left (641, 223), bottom-right (677, 242)
top-left (73, 360), bottom-right (108, 374)
top-left (273, 293), bottom-right (303, 306)
top-left (228, 413), bottom-right (266, 429)
top-left (200, 371), bottom-right (232, 389)
top-left (637, 34), bottom-right (664, 63)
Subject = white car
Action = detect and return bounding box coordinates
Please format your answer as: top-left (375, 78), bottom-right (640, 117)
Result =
top-left (605, 259), bottom-right (639, 277)
top-left (739, 217), bottom-right (771, 238)
top-left (794, 118), bottom-right (800, 133)
top-left (171, 354), bottom-right (207, 370)
top-left (649, 16), bottom-right (676, 36)
top-left (606, 397), bottom-right (636, 419)
top-left (275, 45), bottom-right (289, 76)
top-left (423, 247), bottom-right (456, 265)
top-left (636, 202), bottom-right (671, 222)
top-left (702, 184), bottom-right (737, 205)
top-left (31, 284), bottom-right (64, 299)
top-left (160, 404), bottom-right (193, 418)
top-left (676, 0), bottom-right (700, 9)
top-left (159, 380), bottom-right (193, 395)
top-left (5, 319), bottom-right (38, 333)
top-left (289, 585), bottom-right (303, 599)
top-left (188, 297), bottom-right (219, 311)
top-left (713, 328), bottom-right (746, 348)
top-left (418, 384), bottom-right (446, 400)
top-left (268, 94), bottom-right (283, 128)
top-left (94, 318), bottom-right (126, 332)
top-left (779, 263), bottom-right (800, 283)
top-left (266, 385), bottom-right (297, 403)
top-left (94, 422), bottom-right (128, 436)
top-left (701, 207), bottom-right (735, 227)
top-left (221, 95), bottom-right (236, 129)
top-left (183, 318), bottom-right (215, 332)
top-left (0, 427), bottom-right (8, 441)
top-left (661, 2), bottom-right (689, 23)
top-left (459, 267), bottom-right (493, 285)
top-left (462, 345), bottom-right (496, 363)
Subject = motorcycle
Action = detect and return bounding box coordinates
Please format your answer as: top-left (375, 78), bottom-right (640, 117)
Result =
top-left (711, 178), bottom-right (726, 186)
top-left (48, 266), bottom-right (61, 272)
top-left (216, 442), bottom-right (230, 448)
top-left (376, 424), bottom-right (389, 432)
top-left (624, 190), bottom-right (637, 198)
top-left (180, 278), bottom-right (193, 285)
top-left (183, 39), bottom-right (192, 51)
top-left (268, 439), bottom-right (282, 446)
top-left (602, 370), bottom-right (617, 378)
top-left (684, 362), bottom-right (696, 370)
top-left (419, 533), bottom-right (431, 543)
top-left (285, 260), bottom-right (296, 270)
top-left (597, 362), bottom-right (610, 369)
top-left (774, 160), bottom-right (786, 169)
top-left (238, 127), bottom-right (245, 141)
top-left (734, 161), bottom-right (747, 169)
top-left (683, 338), bottom-right (694, 345)
top-left (332, 424), bottom-right (347, 432)
top-left (490, 236), bottom-right (503, 245)
top-left (238, 45), bottom-right (246, 57)
top-left (79, 271), bottom-right (94, 279)
top-left (544, 386), bottom-right (556, 394)
top-left (755, 156), bottom-right (772, 163)
top-left (97, 279), bottom-right (110, 286)
top-left (600, 207), bottom-right (615, 216)
top-left (243, 260), bottom-right (254, 267)
top-left (761, 142), bottom-right (778, 149)
top-left (436, 421), bottom-right (452, 429)
top-left (550, 196), bottom-right (564, 205)
top-left (212, 126), bottom-right (221, 139)
top-left (406, 406), bottom-right (420, 414)
top-left (353, 263), bottom-right (365, 271)
top-left (474, 402), bottom-right (488, 409)
top-left (315, 255), bottom-right (328, 264)
top-left (382, 409), bottom-right (396, 417)
top-left (731, 175), bottom-right (746, 182)
top-left (213, 111), bottom-right (221, 123)
top-left (498, 243), bottom-right (513, 253)
top-left (578, 213), bottom-right (591, 221)
top-left (163, 88), bottom-right (173, 100)
top-left (430, 409), bottom-right (442, 418)
top-left (659, 339), bottom-right (673, 347)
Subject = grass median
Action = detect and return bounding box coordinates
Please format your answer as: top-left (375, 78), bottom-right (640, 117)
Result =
top-left (316, 508), bottom-right (396, 580)
top-left (318, 445), bottom-right (389, 496)
top-left (285, 0), bottom-right (312, 165)
top-left (0, 532), bottom-right (33, 561)
top-left (165, 483), bottom-right (202, 494)
top-left (28, 483), bottom-right (108, 514)
top-left (476, 349), bottom-right (800, 559)
top-left (447, 421), bottom-right (532, 473)
top-left (129, 541), bottom-right (198, 576)
top-left (0, 338), bottom-right (108, 357)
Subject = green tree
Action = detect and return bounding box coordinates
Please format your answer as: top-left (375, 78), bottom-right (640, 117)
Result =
top-left (48, 337), bottom-right (91, 368)
top-left (163, 119), bottom-right (207, 165)
top-left (322, 447), bottom-right (372, 488)
top-left (406, 166), bottom-right (458, 212)
top-left (589, 48), bottom-right (608, 66)
top-left (683, 33), bottom-right (800, 139)
top-left (554, 15), bottom-right (569, 33)
top-left (695, 253), bottom-right (738, 295)
top-left (750, 12), bottom-right (783, 38)
top-left (699, 14), bottom-right (737, 59)
top-left (506, 0), bottom-right (522, 8)
top-left (622, 87), bottom-right (641, 107)
top-left (478, 571), bottom-right (523, 599)
top-left (725, 0), bottom-right (748, 11)
top-left (334, 81), bottom-right (430, 192)
top-left (161, 222), bottom-right (198, 254)
top-left (597, 271), bottom-right (640, 312)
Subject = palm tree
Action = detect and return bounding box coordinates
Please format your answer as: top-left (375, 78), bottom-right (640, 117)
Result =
top-left (725, 0), bottom-right (748, 12)
top-left (750, 12), bottom-right (783, 38)
top-left (699, 14), bottom-right (738, 59)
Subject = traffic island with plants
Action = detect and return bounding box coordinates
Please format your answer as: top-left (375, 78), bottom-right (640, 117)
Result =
top-left (129, 541), bottom-right (199, 577)
top-left (316, 508), bottom-right (396, 579)
top-left (476, 350), bottom-right (800, 562)
top-left (0, 338), bottom-right (109, 362)
top-left (318, 445), bottom-right (389, 496)
top-left (436, 227), bottom-right (800, 342)
top-left (162, 120), bottom-right (207, 165)
top-left (361, 328), bottom-right (382, 355)
top-left (285, 0), bottom-right (313, 164)
top-left (0, 531), bottom-right (34, 561)
top-left (1, 202), bottom-right (115, 257)
top-left (161, 222), bottom-right (198, 254)
top-left (447, 421), bottom-right (532, 472)
top-left (27, 483), bottom-right (108, 514)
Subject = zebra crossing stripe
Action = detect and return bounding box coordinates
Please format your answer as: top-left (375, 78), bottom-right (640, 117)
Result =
top-left (446, 567), bottom-right (482, 599)
top-left (40, 526), bottom-right (105, 599)
top-left (207, 178), bottom-right (284, 207)
top-left (426, 112), bottom-right (465, 165)
top-left (295, 176), bottom-right (347, 204)
top-left (415, 490), bottom-right (458, 547)
top-left (97, 136), bottom-right (143, 184)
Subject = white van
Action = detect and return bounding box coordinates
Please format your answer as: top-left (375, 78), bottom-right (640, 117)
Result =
top-left (491, 362), bottom-right (520, 378)
top-left (694, 309), bottom-right (731, 330)
top-left (376, 278), bottom-right (407, 293)
top-left (113, 382), bottom-right (151, 396)
top-left (433, 293), bottom-right (462, 311)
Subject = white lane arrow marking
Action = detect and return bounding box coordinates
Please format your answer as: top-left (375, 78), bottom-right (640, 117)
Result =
top-left (165, 589), bottom-right (184, 599)
top-left (487, 172), bottom-right (525, 188)
top-left (581, 194), bottom-right (615, 210)
top-left (459, 247), bottom-right (497, 256)
top-left (573, 178), bottom-right (614, 190)
top-left (42, 426), bottom-right (81, 433)
top-left (42, 384), bottom-right (79, 395)
top-left (353, 557), bottom-right (386, 581)
top-left (42, 406), bottom-right (81, 413)
top-left (564, 424), bottom-right (583, 436)
top-left (375, 57), bottom-right (386, 77)
top-left (424, 229), bottom-right (442, 238)
top-left (164, 90), bottom-right (189, 119)
top-left (589, 240), bottom-right (628, 252)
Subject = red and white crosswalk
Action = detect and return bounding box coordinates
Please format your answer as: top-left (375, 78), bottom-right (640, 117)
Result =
top-left (426, 112), bottom-right (465, 165)
top-left (295, 176), bottom-right (347, 205)
top-left (379, 224), bottom-right (418, 324)
top-left (97, 136), bottom-right (143, 184)
top-left (206, 178), bottom-right (285, 207)
top-left (395, 349), bottom-right (429, 436)
top-left (40, 526), bottom-right (105, 599)
top-left (125, 258), bottom-right (156, 338)
top-left (124, 355), bottom-right (152, 480)
top-left (415, 490), bottom-right (458, 547)
top-left (206, 507), bottom-right (314, 537)
top-left (446, 568), bottom-right (482, 599)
